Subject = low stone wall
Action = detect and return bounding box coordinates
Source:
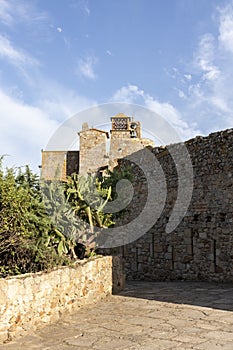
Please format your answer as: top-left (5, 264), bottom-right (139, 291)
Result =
top-left (0, 256), bottom-right (124, 343)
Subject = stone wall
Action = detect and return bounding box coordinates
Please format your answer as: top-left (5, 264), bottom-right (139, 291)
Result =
top-left (116, 128), bottom-right (233, 282)
top-left (0, 256), bottom-right (125, 343)
top-left (79, 129), bottom-right (109, 175)
top-left (41, 151), bottom-right (67, 180)
top-left (109, 130), bottom-right (154, 169)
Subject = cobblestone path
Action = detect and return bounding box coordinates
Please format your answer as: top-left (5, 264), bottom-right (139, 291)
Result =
top-left (1, 281), bottom-right (233, 350)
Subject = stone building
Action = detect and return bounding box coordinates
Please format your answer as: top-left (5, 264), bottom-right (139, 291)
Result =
top-left (41, 113), bottom-right (154, 179)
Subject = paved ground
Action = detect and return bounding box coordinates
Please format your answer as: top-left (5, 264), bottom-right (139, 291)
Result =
top-left (1, 281), bottom-right (233, 350)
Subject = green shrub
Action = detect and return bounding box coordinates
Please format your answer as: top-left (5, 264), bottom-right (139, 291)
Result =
top-left (0, 159), bottom-right (115, 277)
top-left (0, 160), bottom-right (72, 277)
top-left (0, 154), bottom-right (132, 278)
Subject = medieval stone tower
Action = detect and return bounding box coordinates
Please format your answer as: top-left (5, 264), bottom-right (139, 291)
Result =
top-left (41, 113), bottom-right (154, 179)
top-left (78, 122), bottom-right (109, 175)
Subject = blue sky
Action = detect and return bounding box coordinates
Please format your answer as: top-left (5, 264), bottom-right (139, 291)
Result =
top-left (0, 0), bottom-right (233, 172)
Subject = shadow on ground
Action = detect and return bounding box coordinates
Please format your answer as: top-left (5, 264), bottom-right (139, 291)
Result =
top-left (118, 281), bottom-right (233, 312)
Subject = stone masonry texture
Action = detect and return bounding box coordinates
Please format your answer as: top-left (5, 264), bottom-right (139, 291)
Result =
top-left (112, 128), bottom-right (233, 282)
top-left (79, 129), bottom-right (109, 175)
top-left (0, 256), bottom-right (125, 344)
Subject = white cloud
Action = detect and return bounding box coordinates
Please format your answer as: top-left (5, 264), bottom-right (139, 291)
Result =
top-left (218, 2), bottom-right (233, 53)
top-left (180, 1), bottom-right (233, 134)
top-left (0, 88), bottom-right (58, 172)
top-left (111, 84), bottom-right (200, 141)
top-left (184, 74), bottom-right (192, 81)
top-left (84, 4), bottom-right (90, 16)
top-left (69, 0), bottom-right (90, 15)
top-left (37, 81), bottom-right (97, 122)
top-left (112, 85), bottom-right (144, 103)
top-left (164, 67), bottom-right (179, 79)
top-left (210, 96), bottom-right (230, 113)
top-left (76, 55), bottom-right (98, 80)
top-left (196, 33), bottom-right (220, 81)
top-left (0, 34), bottom-right (39, 68)
top-left (177, 89), bottom-right (186, 99)
top-left (0, 0), bottom-right (13, 26)
top-left (0, 82), bottom-right (97, 172)
top-left (0, 74), bottom-right (97, 171)
top-left (0, 25), bottom-right (97, 170)
top-left (0, 0), bottom-right (48, 27)
top-left (144, 95), bottom-right (199, 141)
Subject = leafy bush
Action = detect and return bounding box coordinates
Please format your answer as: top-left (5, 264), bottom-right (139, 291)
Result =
top-left (0, 159), bottom-right (115, 277)
top-left (0, 162), bottom-right (72, 277)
